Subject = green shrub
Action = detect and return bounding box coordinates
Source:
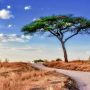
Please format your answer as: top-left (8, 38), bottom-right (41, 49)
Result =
top-left (34, 59), bottom-right (44, 63)
top-left (56, 58), bottom-right (62, 61)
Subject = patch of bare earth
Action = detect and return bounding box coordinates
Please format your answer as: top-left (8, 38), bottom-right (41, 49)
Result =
top-left (43, 60), bottom-right (90, 72)
top-left (0, 62), bottom-right (78, 90)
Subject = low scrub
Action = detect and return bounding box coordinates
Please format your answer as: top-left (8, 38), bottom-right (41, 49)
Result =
top-left (44, 60), bottom-right (90, 72)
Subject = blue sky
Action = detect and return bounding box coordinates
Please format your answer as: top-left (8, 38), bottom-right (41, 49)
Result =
top-left (0, 0), bottom-right (90, 61)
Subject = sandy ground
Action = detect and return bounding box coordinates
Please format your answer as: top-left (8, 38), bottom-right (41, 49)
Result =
top-left (0, 62), bottom-right (78, 90)
top-left (32, 63), bottom-right (90, 90)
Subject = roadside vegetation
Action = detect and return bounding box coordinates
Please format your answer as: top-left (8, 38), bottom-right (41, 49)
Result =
top-left (43, 58), bottom-right (90, 72)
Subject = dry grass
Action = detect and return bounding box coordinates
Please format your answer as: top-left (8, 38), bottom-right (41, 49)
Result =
top-left (0, 62), bottom-right (78, 90)
top-left (43, 60), bottom-right (90, 72)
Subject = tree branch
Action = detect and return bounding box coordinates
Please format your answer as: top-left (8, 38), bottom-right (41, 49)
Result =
top-left (59, 29), bottom-right (64, 39)
top-left (49, 30), bottom-right (62, 41)
top-left (64, 32), bottom-right (78, 43)
top-left (49, 30), bottom-right (57, 37)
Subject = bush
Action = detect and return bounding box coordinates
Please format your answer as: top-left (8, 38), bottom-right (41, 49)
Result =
top-left (56, 58), bottom-right (62, 61)
top-left (34, 59), bottom-right (44, 63)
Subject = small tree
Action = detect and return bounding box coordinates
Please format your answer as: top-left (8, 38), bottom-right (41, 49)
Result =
top-left (22, 15), bottom-right (90, 62)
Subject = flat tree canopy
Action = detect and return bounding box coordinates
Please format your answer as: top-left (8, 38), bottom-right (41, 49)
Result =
top-left (22, 15), bottom-right (90, 62)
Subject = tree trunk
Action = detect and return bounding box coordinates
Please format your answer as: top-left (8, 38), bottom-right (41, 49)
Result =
top-left (61, 41), bottom-right (68, 62)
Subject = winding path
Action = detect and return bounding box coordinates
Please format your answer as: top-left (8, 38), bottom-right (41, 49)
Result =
top-left (32, 63), bottom-right (90, 90)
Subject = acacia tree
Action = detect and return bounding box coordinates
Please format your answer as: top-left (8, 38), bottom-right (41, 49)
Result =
top-left (22, 15), bottom-right (90, 62)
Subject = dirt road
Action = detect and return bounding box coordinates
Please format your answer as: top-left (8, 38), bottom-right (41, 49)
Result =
top-left (32, 63), bottom-right (90, 90)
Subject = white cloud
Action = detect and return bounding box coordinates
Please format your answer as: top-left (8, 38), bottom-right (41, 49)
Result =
top-left (24, 5), bottom-right (31, 10)
top-left (0, 43), bottom-right (89, 61)
top-left (0, 45), bottom-right (42, 61)
top-left (32, 18), bottom-right (40, 21)
top-left (21, 35), bottom-right (31, 39)
top-left (0, 33), bottom-right (32, 42)
top-left (8, 24), bottom-right (12, 28)
top-left (0, 9), bottom-right (13, 19)
top-left (0, 46), bottom-right (39, 51)
top-left (8, 24), bottom-right (15, 28)
top-left (7, 5), bottom-right (11, 9)
top-left (32, 18), bottom-right (37, 21)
